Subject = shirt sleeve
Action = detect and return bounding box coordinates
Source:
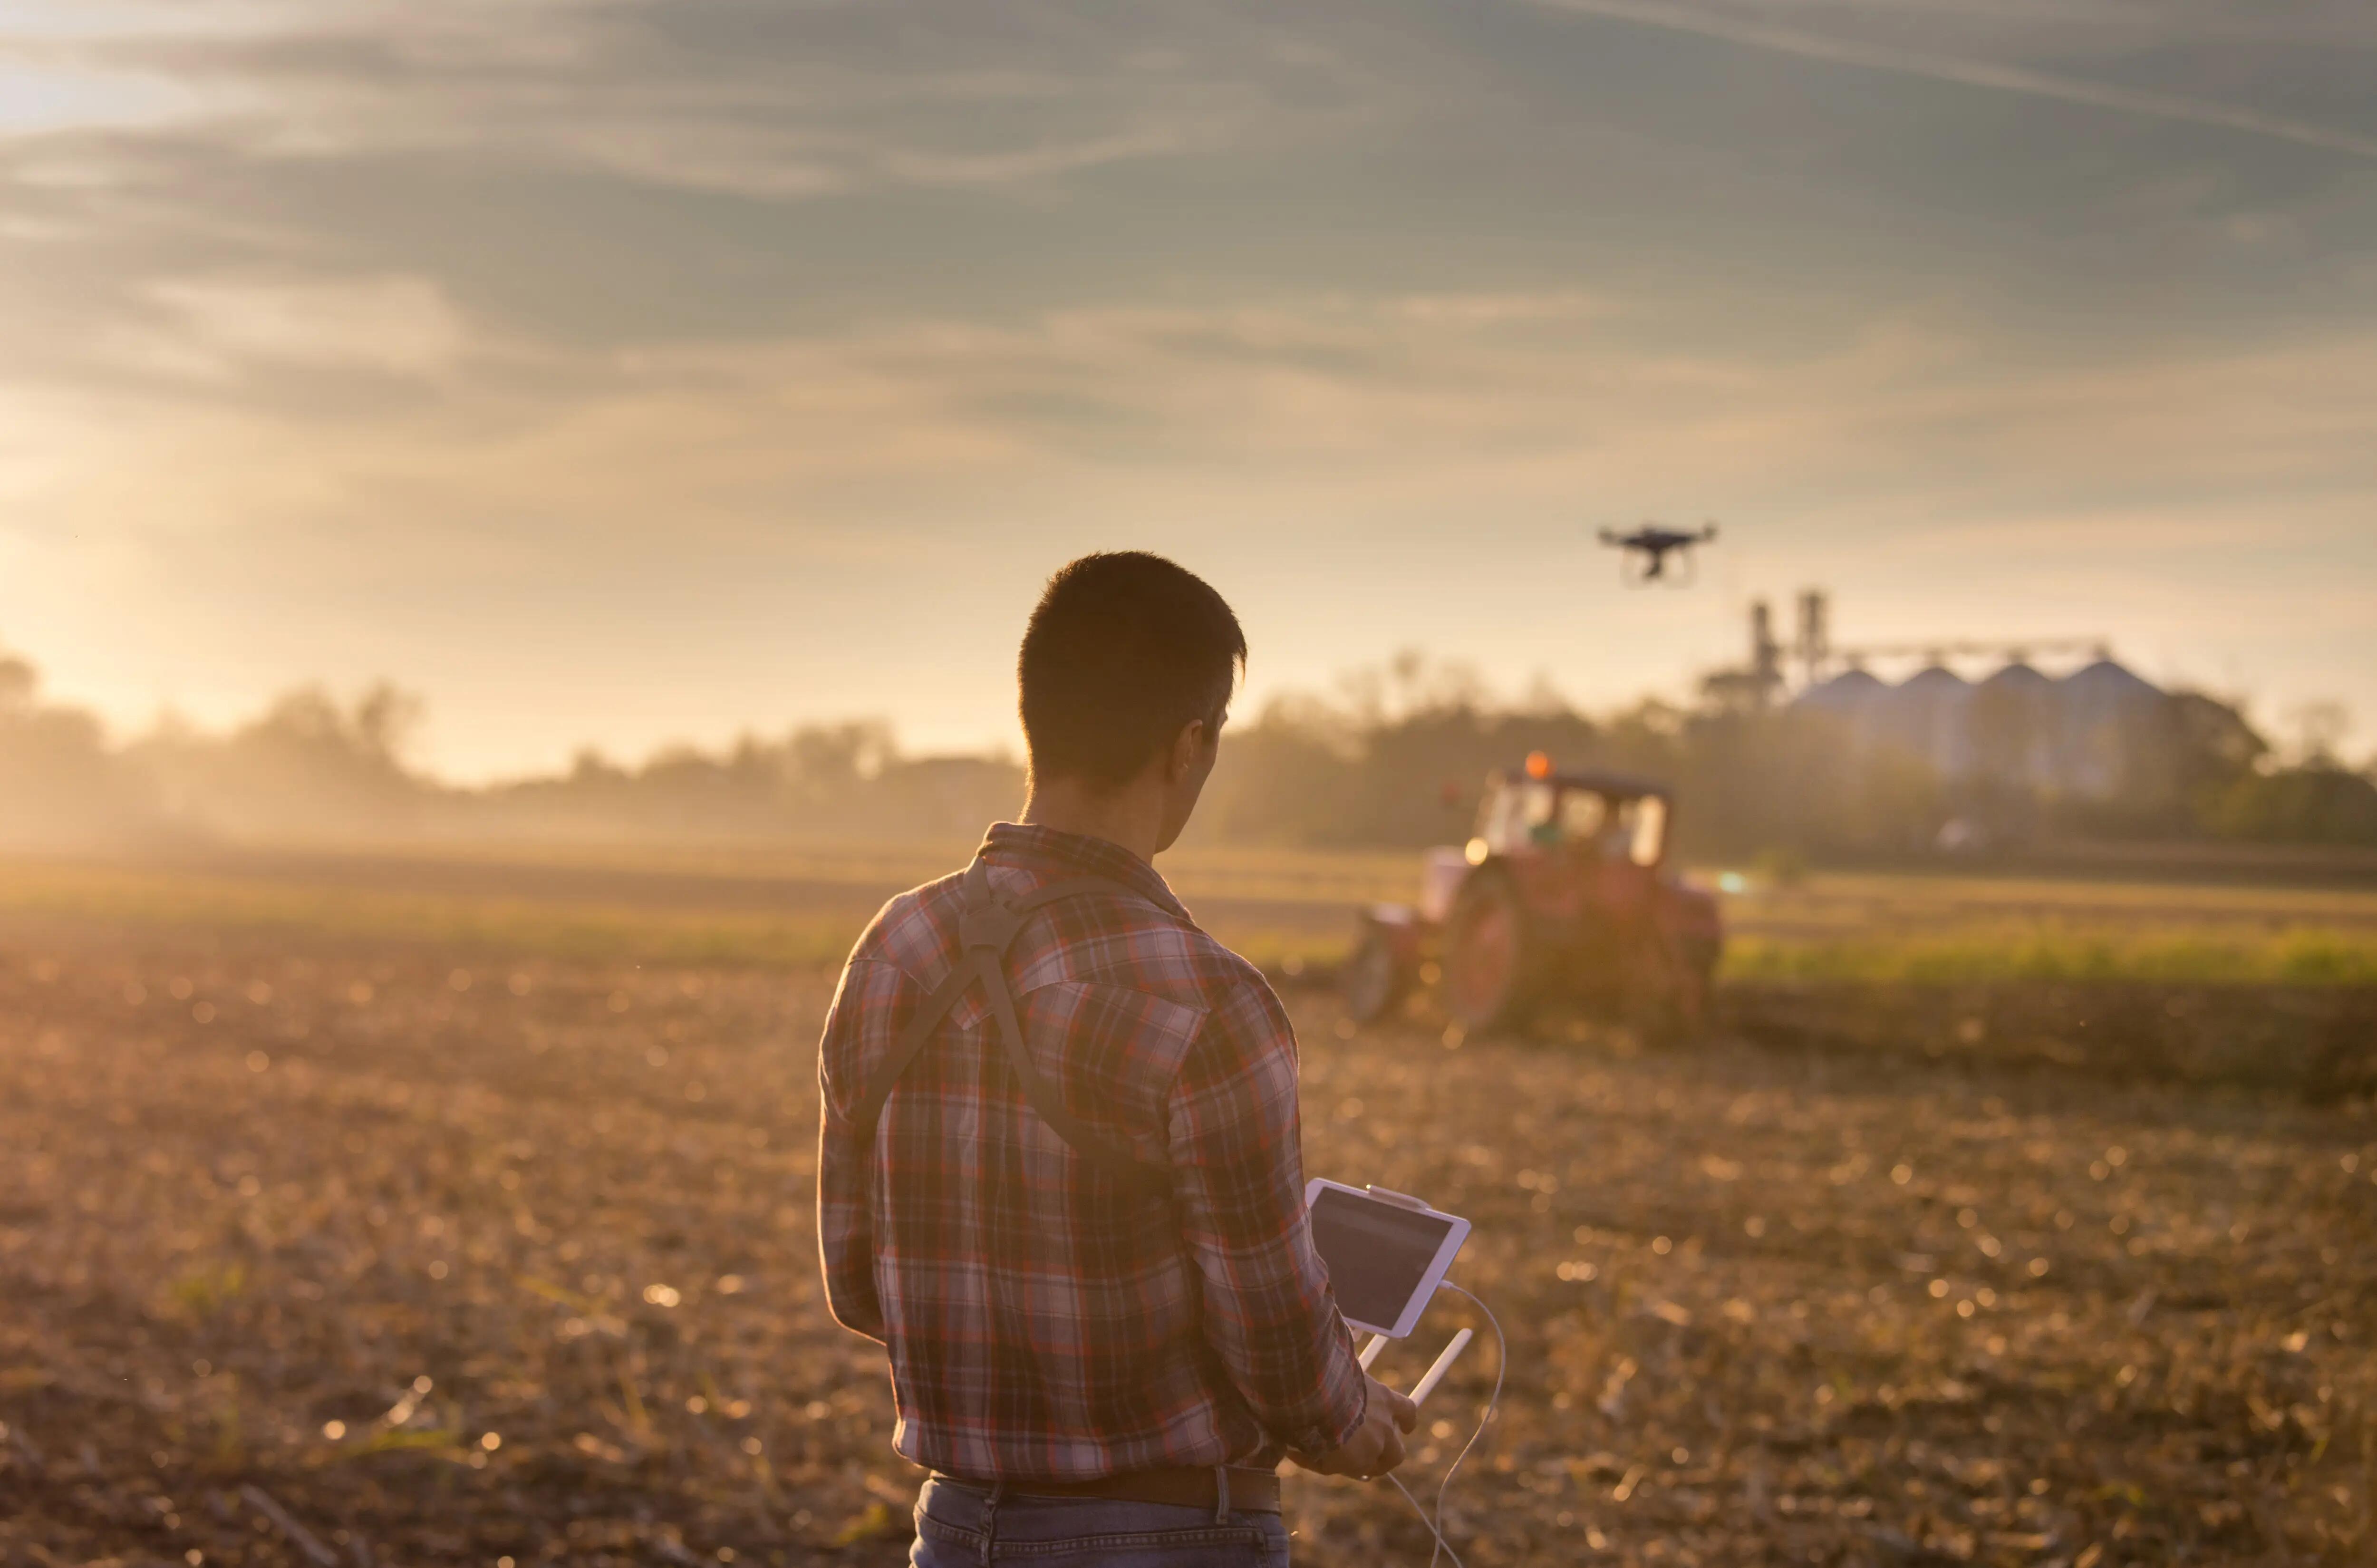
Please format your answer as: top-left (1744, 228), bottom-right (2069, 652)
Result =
top-left (815, 958), bottom-right (890, 1344)
top-left (1164, 971), bottom-right (1370, 1456)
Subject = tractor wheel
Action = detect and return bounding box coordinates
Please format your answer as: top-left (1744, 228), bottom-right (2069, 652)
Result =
top-left (1343, 928), bottom-right (1410, 1025)
top-left (1441, 871), bottom-right (1538, 1034)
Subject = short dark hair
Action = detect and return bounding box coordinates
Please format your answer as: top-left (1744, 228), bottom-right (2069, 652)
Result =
top-left (1019, 552), bottom-right (1246, 790)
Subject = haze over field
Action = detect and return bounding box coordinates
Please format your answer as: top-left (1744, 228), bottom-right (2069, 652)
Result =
top-left (3, 0), bottom-right (2373, 779)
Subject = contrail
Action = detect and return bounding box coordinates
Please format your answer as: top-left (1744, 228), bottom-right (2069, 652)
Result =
top-left (1526, 0), bottom-right (2377, 163)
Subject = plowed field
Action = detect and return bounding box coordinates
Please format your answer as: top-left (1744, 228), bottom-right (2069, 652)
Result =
top-left (3, 902), bottom-right (2372, 1566)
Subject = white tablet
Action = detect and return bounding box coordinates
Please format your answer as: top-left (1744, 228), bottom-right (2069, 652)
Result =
top-left (1304, 1179), bottom-right (1471, 1339)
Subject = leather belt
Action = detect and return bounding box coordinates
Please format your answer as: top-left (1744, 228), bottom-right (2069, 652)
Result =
top-left (930, 1464), bottom-right (1283, 1516)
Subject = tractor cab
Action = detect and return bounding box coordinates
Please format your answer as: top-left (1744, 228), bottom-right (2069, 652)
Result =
top-left (1418, 757), bottom-right (1671, 927)
top-left (1469, 761), bottom-right (1669, 867)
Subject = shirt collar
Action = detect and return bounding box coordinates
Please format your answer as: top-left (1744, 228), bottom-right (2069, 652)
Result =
top-left (977, 821), bottom-right (1191, 922)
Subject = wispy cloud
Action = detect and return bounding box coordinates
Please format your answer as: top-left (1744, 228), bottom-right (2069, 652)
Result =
top-left (8, 3), bottom-right (1350, 203)
top-left (98, 273), bottom-right (471, 382)
top-left (1527, 0), bottom-right (2377, 160)
top-left (22, 287), bottom-right (2377, 550)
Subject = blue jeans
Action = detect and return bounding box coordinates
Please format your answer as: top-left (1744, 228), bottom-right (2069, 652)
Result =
top-left (908, 1474), bottom-right (1292, 1567)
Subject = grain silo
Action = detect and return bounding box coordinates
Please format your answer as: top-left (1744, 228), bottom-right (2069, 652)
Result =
top-left (2055, 656), bottom-right (2164, 798)
top-left (1973, 661), bottom-right (2058, 788)
top-left (1875, 664), bottom-right (1974, 779)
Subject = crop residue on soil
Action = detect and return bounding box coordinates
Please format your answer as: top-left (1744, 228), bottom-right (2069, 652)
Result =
top-left (2, 928), bottom-right (2372, 1566)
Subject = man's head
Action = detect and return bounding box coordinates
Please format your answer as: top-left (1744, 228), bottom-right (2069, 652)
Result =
top-left (1019, 552), bottom-right (1246, 852)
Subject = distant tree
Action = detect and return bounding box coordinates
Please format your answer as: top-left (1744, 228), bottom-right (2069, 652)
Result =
top-left (2284, 700), bottom-right (2352, 768)
top-left (0, 651), bottom-right (162, 848)
top-left (570, 747), bottom-right (627, 784)
top-left (789, 721), bottom-right (897, 799)
top-left (1186, 698), bottom-right (1360, 846)
top-left (2049, 690), bottom-right (2269, 841)
top-left (2164, 692), bottom-right (2271, 810)
top-left (0, 655), bottom-right (35, 709)
top-left (2203, 765), bottom-right (2377, 845)
top-left (127, 682), bottom-right (431, 840)
top-left (11, 635), bottom-right (2364, 858)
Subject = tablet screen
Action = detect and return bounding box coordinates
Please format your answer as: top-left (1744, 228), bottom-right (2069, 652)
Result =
top-left (1308, 1186), bottom-right (1456, 1329)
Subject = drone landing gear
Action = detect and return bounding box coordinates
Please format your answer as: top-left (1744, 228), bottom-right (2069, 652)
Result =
top-left (1619, 551), bottom-right (1699, 589)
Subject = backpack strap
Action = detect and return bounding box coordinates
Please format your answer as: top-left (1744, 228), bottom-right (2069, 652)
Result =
top-left (851, 859), bottom-right (1172, 1204)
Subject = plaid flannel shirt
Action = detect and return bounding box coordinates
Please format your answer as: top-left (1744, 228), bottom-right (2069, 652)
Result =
top-left (815, 822), bottom-right (1370, 1481)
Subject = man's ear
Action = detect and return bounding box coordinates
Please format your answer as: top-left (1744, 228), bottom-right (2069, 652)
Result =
top-left (1168, 717), bottom-right (1208, 782)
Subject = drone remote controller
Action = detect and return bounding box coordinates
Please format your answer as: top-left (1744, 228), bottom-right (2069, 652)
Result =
top-left (1311, 1183), bottom-right (1505, 1568)
top-left (1359, 1315), bottom-right (1473, 1407)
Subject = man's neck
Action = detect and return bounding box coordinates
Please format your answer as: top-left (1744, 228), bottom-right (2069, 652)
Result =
top-left (1019, 775), bottom-right (1165, 865)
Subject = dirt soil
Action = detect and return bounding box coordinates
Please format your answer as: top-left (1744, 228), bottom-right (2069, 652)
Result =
top-left (1725, 982), bottom-right (2377, 1103)
top-left (2, 923), bottom-right (2372, 1567)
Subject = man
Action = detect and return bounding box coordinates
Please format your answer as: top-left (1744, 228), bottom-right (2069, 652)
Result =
top-left (817, 552), bottom-right (1416, 1566)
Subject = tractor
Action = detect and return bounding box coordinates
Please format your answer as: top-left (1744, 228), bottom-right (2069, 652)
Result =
top-left (1343, 755), bottom-right (1722, 1036)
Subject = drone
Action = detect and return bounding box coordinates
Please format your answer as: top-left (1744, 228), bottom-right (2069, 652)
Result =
top-left (1598, 521), bottom-right (1719, 587)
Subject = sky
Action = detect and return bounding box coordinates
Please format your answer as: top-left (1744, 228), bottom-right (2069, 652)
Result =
top-left (2, 0), bottom-right (2373, 781)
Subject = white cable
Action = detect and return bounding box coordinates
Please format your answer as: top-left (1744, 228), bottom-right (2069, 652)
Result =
top-left (1425, 1284), bottom-right (1504, 1568)
top-left (1373, 1280), bottom-right (1504, 1568)
top-left (1385, 1472), bottom-right (1466, 1568)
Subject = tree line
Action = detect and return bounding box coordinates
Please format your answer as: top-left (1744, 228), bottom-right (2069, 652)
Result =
top-left (5, 648), bottom-right (2372, 860)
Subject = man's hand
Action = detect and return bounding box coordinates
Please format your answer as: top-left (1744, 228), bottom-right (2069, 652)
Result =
top-left (1294, 1376), bottom-right (1420, 1481)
